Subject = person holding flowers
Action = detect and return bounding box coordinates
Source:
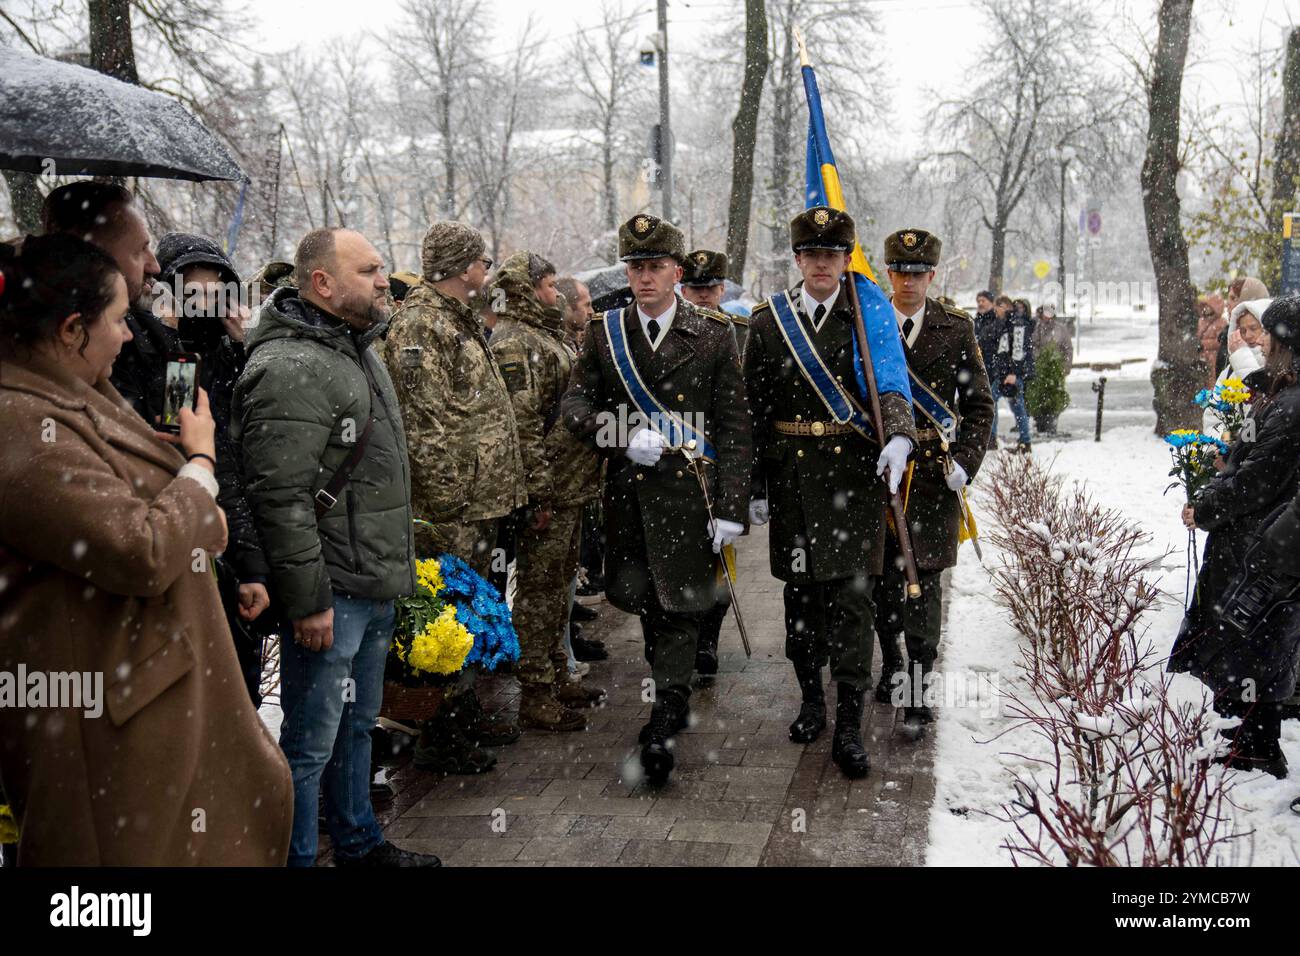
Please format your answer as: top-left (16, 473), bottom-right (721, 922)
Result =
top-left (1169, 295), bottom-right (1300, 778)
top-left (1201, 297), bottom-right (1271, 439)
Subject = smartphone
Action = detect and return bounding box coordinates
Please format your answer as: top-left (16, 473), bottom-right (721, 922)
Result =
top-left (160, 352), bottom-right (201, 434)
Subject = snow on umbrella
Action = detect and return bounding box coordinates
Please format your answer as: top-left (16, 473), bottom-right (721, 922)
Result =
top-left (0, 47), bottom-right (245, 182)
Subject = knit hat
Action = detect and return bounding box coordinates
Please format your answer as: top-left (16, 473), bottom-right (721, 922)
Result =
top-left (421, 221), bottom-right (486, 282)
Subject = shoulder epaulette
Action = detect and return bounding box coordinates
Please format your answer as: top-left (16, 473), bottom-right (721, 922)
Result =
top-left (587, 312), bottom-right (605, 323)
top-left (726, 311), bottom-right (750, 327)
top-left (942, 303), bottom-right (972, 322)
top-left (697, 307), bottom-right (732, 327)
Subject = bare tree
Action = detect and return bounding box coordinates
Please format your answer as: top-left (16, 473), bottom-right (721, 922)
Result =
top-left (929, 0), bottom-right (1126, 293)
top-left (1141, 0), bottom-right (1199, 434)
top-left (725, 0), bottom-right (768, 283)
top-left (571, 0), bottom-right (645, 240)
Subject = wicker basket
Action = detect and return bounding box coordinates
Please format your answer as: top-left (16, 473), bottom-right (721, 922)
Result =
top-left (380, 681), bottom-right (445, 723)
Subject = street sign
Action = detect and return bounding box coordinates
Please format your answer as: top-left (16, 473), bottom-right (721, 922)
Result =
top-left (1087, 211), bottom-right (1102, 235)
top-left (1033, 259), bottom-right (1051, 279)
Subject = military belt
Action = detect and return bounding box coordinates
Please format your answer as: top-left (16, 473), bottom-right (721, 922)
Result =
top-left (774, 420), bottom-right (854, 437)
top-left (916, 426), bottom-right (945, 444)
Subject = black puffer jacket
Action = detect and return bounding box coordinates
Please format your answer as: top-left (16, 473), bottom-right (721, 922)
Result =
top-left (1169, 367), bottom-right (1300, 699)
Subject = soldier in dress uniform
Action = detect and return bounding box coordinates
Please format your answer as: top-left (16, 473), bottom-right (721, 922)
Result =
top-left (875, 228), bottom-right (994, 737)
top-left (743, 206), bottom-right (917, 779)
top-left (561, 214), bottom-right (752, 783)
top-left (677, 248), bottom-right (747, 675)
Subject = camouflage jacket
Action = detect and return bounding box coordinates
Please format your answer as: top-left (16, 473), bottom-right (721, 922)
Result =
top-left (381, 284), bottom-right (526, 524)
top-left (487, 253), bottom-right (600, 509)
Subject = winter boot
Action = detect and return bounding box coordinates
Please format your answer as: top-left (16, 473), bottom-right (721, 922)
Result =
top-left (876, 643), bottom-right (906, 704)
top-left (638, 698), bottom-right (691, 743)
top-left (518, 686), bottom-right (587, 732)
top-left (694, 625), bottom-right (721, 676)
top-left (640, 690), bottom-right (688, 784)
top-left (413, 710), bottom-right (497, 775)
top-left (450, 687), bottom-right (520, 747)
top-left (555, 676), bottom-right (607, 708)
top-left (831, 683), bottom-right (871, 779)
top-left (788, 663), bottom-right (827, 743)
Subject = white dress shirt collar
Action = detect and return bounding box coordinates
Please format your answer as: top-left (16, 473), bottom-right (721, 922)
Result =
top-left (636, 297), bottom-right (677, 352)
top-left (894, 300), bottom-right (926, 349)
top-left (801, 285), bottom-right (840, 333)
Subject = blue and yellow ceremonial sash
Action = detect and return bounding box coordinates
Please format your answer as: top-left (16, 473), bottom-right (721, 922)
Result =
top-left (603, 308), bottom-right (718, 462)
top-left (767, 291), bottom-right (878, 444)
top-left (908, 369), bottom-right (959, 437)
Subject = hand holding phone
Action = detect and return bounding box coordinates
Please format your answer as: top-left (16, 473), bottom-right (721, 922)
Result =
top-left (155, 385), bottom-right (216, 464)
top-left (160, 352), bottom-right (201, 435)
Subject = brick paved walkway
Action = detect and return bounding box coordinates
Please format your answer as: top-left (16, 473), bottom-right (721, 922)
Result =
top-left (357, 524), bottom-right (939, 867)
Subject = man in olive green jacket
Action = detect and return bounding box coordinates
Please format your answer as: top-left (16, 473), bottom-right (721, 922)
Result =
top-left (488, 252), bottom-right (605, 731)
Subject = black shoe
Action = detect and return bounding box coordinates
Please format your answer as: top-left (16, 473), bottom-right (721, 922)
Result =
top-left (576, 576), bottom-right (606, 597)
top-left (450, 688), bottom-right (520, 747)
top-left (788, 662), bottom-right (826, 743)
top-left (901, 706), bottom-right (926, 740)
top-left (638, 701), bottom-right (690, 743)
top-left (694, 646), bottom-right (719, 676)
top-left (370, 780), bottom-right (395, 811)
top-left (831, 683), bottom-right (871, 779)
top-left (413, 713), bottom-right (498, 775)
top-left (640, 691), bottom-right (687, 783)
top-left (570, 603), bottom-right (599, 623)
top-left (571, 635), bottom-right (609, 662)
top-left (875, 660), bottom-right (904, 704)
top-left (335, 840), bottom-right (442, 868)
top-left (1218, 750), bottom-right (1288, 779)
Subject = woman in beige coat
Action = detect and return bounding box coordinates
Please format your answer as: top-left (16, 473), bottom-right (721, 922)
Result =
top-left (0, 235), bottom-right (291, 865)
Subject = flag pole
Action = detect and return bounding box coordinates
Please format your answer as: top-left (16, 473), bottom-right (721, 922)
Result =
top-left (796, 26), bottom-right (923, 601)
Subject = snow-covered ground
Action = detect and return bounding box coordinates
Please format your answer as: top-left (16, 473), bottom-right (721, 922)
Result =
top-left (928, 424), bottom-right (1300, 866)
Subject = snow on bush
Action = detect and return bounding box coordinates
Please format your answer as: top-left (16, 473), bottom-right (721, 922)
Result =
top-left (983, 453), bottom-right (1244, 866)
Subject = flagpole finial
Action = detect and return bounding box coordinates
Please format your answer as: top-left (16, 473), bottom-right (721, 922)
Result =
top-left (794, 26), bottom-right (810, 68)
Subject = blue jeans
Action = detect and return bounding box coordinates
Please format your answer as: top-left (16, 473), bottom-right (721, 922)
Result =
top-left (991, 380), bottom-right (1032, 445)
top-left (279, 592), bottom-right (394, 867)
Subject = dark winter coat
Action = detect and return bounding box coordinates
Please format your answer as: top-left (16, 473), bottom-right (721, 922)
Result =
top-left (232, 288), bottom-right (416, 621)
top-left (897, 298), bottom-right (995, 570)
top-left (744, 280), bottom-right (918, 582)
top-left (991, 311), bottom-right (1035, 383)
top-left (974, 308), bottom-right (1001, 381)
top-left (1169, 368), bottom-right (1300, 701)
top-left (561, 295), bottom-right (751, 614)
top-left (110, 305), bottom-right (176, 425)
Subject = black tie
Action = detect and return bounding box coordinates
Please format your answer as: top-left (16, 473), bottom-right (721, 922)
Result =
top-left (902, 317), bottom-right (915, 341)
top-left (813, 304), bottom-right (826, 325)
top-left (647, 318), bottom-right (661, 343)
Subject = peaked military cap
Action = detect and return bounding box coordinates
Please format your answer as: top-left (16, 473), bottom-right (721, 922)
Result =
top-left (682, 248), bottom-right (728, 287)
top-left (790, 205), bottom-right (855, 253)
top-left (884, 228), bottom-right (941, 273)
top-left (619, 214), bottom-right (686, 263)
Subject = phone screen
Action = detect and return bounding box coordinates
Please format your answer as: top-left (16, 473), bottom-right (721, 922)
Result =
top-left (161, 353), bottom-right (200, 434)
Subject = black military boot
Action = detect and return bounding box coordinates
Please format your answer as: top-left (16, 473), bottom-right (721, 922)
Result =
top-left (694, 617), bottom-right (721, 676)
top-left (640, 690), bottom-right (688, 784)
top-left (831, 683), bottom-right (871, 779)
top-left (875, 649), bottom-right (905, 704)
top-left (788, 663), bottom-right (827, 743)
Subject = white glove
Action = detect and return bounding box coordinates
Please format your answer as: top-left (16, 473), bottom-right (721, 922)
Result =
top-left (626, 428), bottom-right (667, 466)
top-left (709, 518), bottom-right (744, 554)
top-left (748, 498), bottom-right (770, 526)
top-left (945, 461), bottom-right (969, 491)
top-left (876, 435), bottom-right (913, 495)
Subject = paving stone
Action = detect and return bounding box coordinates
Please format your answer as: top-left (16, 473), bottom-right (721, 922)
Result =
top-left (517, 836), bottom-right (629, 864)
top-left (619, 839), bottom-right (730, 866)
top-left (444, 838), bottom-right (528, 862)
top-left (668, 820), bottom-right (772, 846)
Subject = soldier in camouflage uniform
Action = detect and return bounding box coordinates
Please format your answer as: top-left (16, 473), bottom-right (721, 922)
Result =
top-left (381, 221), bottom-right (528, 773)
top-left (487, 252), bottom-right (605, 732)
top-left (562, 214), bottom-right (752, 784)
top-left (744, 207), bottom-right (917, 779)
top-left (876, 229), bottom-right (993, 738)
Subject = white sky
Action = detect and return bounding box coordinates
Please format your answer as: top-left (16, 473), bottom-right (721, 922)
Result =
top-left (251, 0), bottom-right (1300, 148)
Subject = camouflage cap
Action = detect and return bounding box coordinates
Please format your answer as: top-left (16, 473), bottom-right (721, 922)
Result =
top-left (682, 249), bottom-right (728, 287)
top-left (790, 206), bottom-right (855, 252)
top-left (249, 260), bottom-right (296, 299)
top-left (421, 221), bottom-right (486, 282)
top-left (884, 228), bottom-right (941, 273)
top-left (618, 214), bottom-right (686, 263)
top-left (388, 270), bottom-right (422, 303)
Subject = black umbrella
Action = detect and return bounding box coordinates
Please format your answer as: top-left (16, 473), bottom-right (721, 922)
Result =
top-left (0, 47), bottom-right (245, 182)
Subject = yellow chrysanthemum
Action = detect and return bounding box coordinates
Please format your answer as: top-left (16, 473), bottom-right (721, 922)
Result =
top-left (416, 558), bottom-right (444, 597)
top-left (407, 606), bottom-right (473, 675)
top-left (1220, 380), bottom-right (1251, 405)
top-left (1170, 428), bottom-right (1199, 437)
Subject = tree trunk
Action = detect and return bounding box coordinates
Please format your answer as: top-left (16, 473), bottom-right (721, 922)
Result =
top-left (440, 88), bottom-right (455, 219)
top-left (2, 170), bottom-right (44, 235)
top-left (1143, 0), bottom-right (1200, 435)
top-left (766, 32), bottom-right (795, 294)
top-left (1266, 27), bottom-right (1300, 291)
top-left (987, 215), bottom-right (1008, 294)
top-left (88, 0), bottom-right (138, 84)
top-left (725, 0), bottom-right (768, 284)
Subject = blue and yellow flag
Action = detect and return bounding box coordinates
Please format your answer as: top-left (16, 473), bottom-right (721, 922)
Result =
top-left (800, 48), bottom-right (912, 406)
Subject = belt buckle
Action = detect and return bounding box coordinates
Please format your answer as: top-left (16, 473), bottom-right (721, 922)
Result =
top-left (314, 489), bottom-right (338, 511)
top-left (810, 421), bottom-right (826, 437)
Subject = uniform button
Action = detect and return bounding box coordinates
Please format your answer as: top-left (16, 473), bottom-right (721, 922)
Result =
top-left (795, 414), bottom-right (802, 421)
top-left (797, 449), bottom-right (805, 458)
top-left (925, 449), bottom-right (933, 458)
top-left (677, 393), bottom-right (685, 402)
top-left (931, 381), bottom-right (938, 388)
top-left (635, 473), bottom-right (645, 481)
top-left (834, 446), bottom-right (842, 454)
top-left (675, 470), bottom-right (684, 478)
top-left (836, 375), bottom-right (843, 383)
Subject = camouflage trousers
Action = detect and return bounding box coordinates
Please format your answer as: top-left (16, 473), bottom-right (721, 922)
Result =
top-left (514, 505), bottom-right (582, 690)
top-left (417, 516), bottom-right (501, 579)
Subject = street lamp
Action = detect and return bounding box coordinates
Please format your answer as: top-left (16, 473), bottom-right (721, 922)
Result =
top-left (1050, 144), bottom-right (1076, 308)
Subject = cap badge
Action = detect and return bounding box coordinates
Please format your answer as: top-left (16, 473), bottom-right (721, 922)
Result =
top-left (813, 208), bottom-right (830, 227)
top-left (902, 232), bottom-right (918, 249)
top-left (695, 252), bottom-right (708, 265)
top-left (633, 216), bottom-right (653, 236)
